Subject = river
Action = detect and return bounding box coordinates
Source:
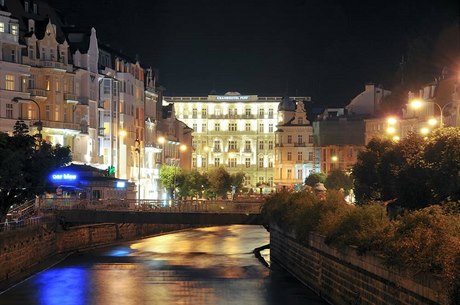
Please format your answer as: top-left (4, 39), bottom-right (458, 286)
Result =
top-left (0, 225), bottom-right (327, 305)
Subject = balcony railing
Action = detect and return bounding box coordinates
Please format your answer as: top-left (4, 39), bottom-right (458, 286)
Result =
top-left (64, 93), bottom-right (78, 102)
top-left (28, 88), bottom-right (47, 98)
top-left (294, 142), bottom-right (306, 147)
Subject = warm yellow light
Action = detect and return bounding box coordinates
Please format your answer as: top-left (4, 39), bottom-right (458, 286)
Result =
top-left (387, 117), bottom-right (397, 125)
top-left (386, 126), bottom-right (396, 134)
top-left (229, 152), bottom-right (235, 158)
top-left (331, 156), bottom-right (338, 162)
top-left (180, 144), bottom-right (187, 152)
top-left (428, 118), bottom-right (438, 126)
top-left (420, 127), bottom-right (430, 135)
top-left (203, 146), bottom-right (209, 152)
top-left (410, 99), bottom-right (424, 109)
top-left (119, 130), bottom-right (127, 137)
top-left (392, 135), bottom-right (400, 142)
top-left (158, 136), bottom-right (165, 144)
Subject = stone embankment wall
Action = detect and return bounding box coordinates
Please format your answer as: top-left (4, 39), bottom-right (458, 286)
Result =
top-left (0, 222), bottom-right (191, 284)
top-left (270, 226), bottom-right (448, 305)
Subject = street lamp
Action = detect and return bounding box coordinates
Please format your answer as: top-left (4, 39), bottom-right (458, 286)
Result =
top-left (410, 98), bottom-right (457, 128)
top-left (12, 97), bottom-right (42, 144)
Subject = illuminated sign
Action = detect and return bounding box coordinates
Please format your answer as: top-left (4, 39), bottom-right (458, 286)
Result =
top-left (116, 181), bottom-right (126, 188)
top-left (216, 96), bottom-right (250, 100)
top-left (51, 173), bottom-right (78, 181)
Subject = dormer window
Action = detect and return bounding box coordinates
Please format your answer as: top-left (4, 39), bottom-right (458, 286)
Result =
top-left (297, 117), bottom-right (303, 125)
top-left (25, 1), bottom-right (29, 12)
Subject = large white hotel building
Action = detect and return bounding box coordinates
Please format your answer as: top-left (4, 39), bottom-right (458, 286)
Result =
top-left (165, 92), bottom-right (318, 191)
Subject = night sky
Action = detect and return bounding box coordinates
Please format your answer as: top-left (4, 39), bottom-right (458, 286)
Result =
top-left (47, 0), bottom-right (458, 106)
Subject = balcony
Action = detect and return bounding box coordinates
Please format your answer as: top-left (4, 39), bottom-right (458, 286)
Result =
top-left (28, 88), bottom-right (47, 98)
top-left (294, 142), bottom-right (306, 147)
top-left (228, 147), bottom-right (239, 152)
top-left (64, 93), bottom-right (79, 103)
top-left (243, 149), bottom-right (252, 153)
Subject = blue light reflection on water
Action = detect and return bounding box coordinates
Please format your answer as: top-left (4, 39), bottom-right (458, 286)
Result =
top-left (34, 267), bottom-right (87, 305)
top-left (106, 246), bottom-right (133, 257)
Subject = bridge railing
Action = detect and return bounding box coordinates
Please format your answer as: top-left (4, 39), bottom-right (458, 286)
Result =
top-left (38, 198), bottom-right (263, 214)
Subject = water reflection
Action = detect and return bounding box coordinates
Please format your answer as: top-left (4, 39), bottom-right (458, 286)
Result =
top-left (1, 225), bottom-right (326, 305)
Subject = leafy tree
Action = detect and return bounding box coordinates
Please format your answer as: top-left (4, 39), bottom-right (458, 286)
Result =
top-left (304, 172), bottom-right (326, 187)
top-left (159, 164), bottom-right (181, 198)
top-left (324, 170), bottom-right (353, 194)
top-left (0, 128), bottom-right (71, 222)
top-left (230, 172), bottom-right (245, 198)
top-left (176, 170), bottom-right (208, 199)
top-left (207, 167), bottom-right (231, 199)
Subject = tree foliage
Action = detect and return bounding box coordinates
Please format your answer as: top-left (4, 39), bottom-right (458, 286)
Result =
top-left (159, 164), bottom-right (180, 198)
top-left (0, 127), bottom-right (71, 222)
top-left (207, 167), bottom-right (231, 199)
top-left (324, 170), bottom-right (353, 194)
top-left (304, 172), bottom-right (326, 187)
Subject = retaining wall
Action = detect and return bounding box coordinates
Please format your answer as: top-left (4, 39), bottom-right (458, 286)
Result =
top-left (0, 222), bottom-right (191, 284)
top-left (270, 226), bottom-right (449, 305)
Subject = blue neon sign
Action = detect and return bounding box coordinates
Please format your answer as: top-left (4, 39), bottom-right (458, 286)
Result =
top-left (50, 172), bottom-right (78, 182)
top-left (116, 181), bottom-right (126, 188)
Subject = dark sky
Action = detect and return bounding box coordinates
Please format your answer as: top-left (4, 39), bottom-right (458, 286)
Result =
top-left (47, 0), bottom-right (459, 106)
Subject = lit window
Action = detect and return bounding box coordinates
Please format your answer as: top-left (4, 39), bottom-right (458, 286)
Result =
top-left (268, 141), bottom-right (273, 150)
top-left (0, 22), bottom-right (4, 33)
top-left (10, 24), bottom-right (18, 36)
top-left (297, 152), bottom-right (303, 161)
top-left (214, 157), bottom-right (220, 167)
top-left (287, 152), bottom-right (292, 161)
top-left (5, 74), bottom-right (14, 90)
top-left (228, 140), bottom-right (237, 150)
top-left (228, 158), bottom-right (236, 168)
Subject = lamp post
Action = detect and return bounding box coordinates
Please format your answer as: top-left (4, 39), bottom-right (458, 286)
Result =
top-left (12, 97), bottom-right (42, 144)
top-left (410, 98), bottom-right (457, 128)
top-left (135, 138), bottom-right (141, 203)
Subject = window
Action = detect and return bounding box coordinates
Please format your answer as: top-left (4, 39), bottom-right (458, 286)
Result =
top-left (287, 169), bottom-right (292, 179)
top-left (258, 157), bottom-right (264, 168)
top-left (5, 75), bottom-right (14, 90)
top-left (228, 140), bottom-right (237, 150)
top-left (6, 103), bottom-right (13, 119)
top-left (259, 123), bottom-right (264, 132)
top-left (0, 22), bottom-right (4, 33)
top-left (214, 158), bottom-right (220, 167)
top-left (45, 105), bottom-right (51, 120)
top-left (202, 123), bottom-right (206, 132)
top-left (245, 141), bottom-right (251, 151)
top-left (245, 123), bottom-right (251, 131)
top-left (192, 123), bottom-right (197, 131)
top-left (214, 140), bottom-right (221, 152)
top-left (214, 123), bottom-right (220, 131)
top-left (287, 152), bottom-right (292, 161)
top-left (268, 109), bottom-right (273, 118)
top-left (298, 135), bottom-right (303, 144)
top-left (229, 123), bottom-right (237, 131)
top-left (268, 141), bottom-right (273, 150)
top-left (201, 156), bottom-right (207, 168)
top-left (297, 169), bottom-right (303, 180)
top-left (268, 159), bottom-right (273, 168)
top-left (11, 50), bottom-right (15, 62)
top-left (228, 158), bottom-right (237, 168)
top-left (309, 135), bottom-right (314, 143)
top-left (259, 140), bottom-right (264, 150)
top-left (103, 79), bottom-right (111, 94)
top-left (33, 3), bottom-right (37, 14)
top-left (228, 108), bottom-right (236, 116)
top-left (245, 158), bottom-right (251, 168)
top-left (202, 108), bottom-right (207, 118)
top-left (297, 152), bottom-right (303, 161)
top-left (269, 124), bottom-right (273, 132)
top-left (10, 24), bottom-right (18, 36)
top-left (268, 177), bottom-right (273, 187)
top-left (215, 108), bottom-right (221, 116)
top-left (259, 177), bottom-right (264, 184)
top-left (192, 157), bottom-right (197, 168)
top-left (259, 108), bottom-right (264, 117)
top-left (192, 108), bottom-right (197, 118)
top-left (297, 118), bottom-right (303, 125)
top-left (287, 135), bottom-right (292, 144)
top-left (309, 152), bottom-right (314, 161)
top-left (245, 108), bottom-right (251, 116)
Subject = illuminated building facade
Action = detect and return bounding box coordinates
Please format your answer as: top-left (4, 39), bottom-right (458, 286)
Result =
top-left (275, 98), bottom-right (319, 190)
top-left (166, 92), bottom-right (309, 191)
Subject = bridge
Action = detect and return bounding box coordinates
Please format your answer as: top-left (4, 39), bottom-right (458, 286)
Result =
top-left (2, 199), bottom-right (265, 231)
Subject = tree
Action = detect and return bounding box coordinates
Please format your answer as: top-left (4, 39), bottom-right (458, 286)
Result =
top-left (325, 170), bottom-right (353, 194)
top-left (304, 172), bottom-right (326, 187)
top-left (176, 170), bottom-right (208, 199)
top-left (207, 167), bottom-right (231, 199)
top-left (230, 172), bottom-right (245, 198)
top-left (0, 129), bottom-right (71, 223)
top-left (159, 164), bottom-right (181, 199)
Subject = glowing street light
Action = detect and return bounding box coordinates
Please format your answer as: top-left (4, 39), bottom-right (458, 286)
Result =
top-left (387, 117), bottom-right (398, 125)
top-left (386, 126), bottom-right (396, 135)
top-left (427, 118), bottom-right (438, 126)
top-left (410, 98), bottom-right (456, 128)
top-left (420, 127), bottom-right (430, 135)
top-left (331, 155), bottom-right (338, 162)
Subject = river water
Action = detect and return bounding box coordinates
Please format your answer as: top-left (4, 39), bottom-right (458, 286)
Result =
top-left (0, 225), bottom-right (326, 305)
